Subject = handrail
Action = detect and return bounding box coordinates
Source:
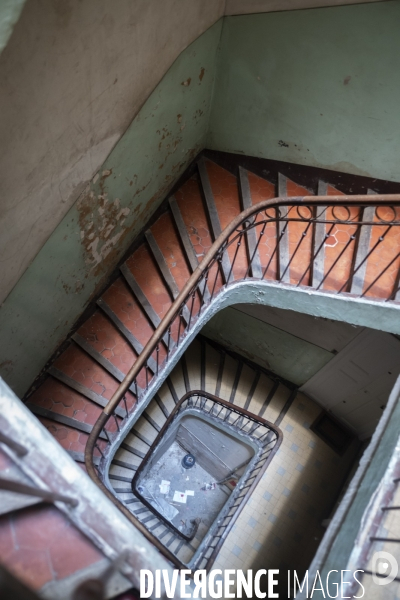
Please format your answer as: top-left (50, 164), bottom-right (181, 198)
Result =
top-left (90, 193), bottom-right (400, 420)
top-left (85, 192), bottom-right (400, 567)
top-left (0, 476), bottom-right (79, 507)
top-left (0, 430), bottom-right (28, 457)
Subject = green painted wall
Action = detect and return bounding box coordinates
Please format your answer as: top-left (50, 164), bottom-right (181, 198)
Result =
top-left (0, 0), bottom-right (25, 55)
top-left (208, 1), bottom-right (400, 182)
top-left (2, 0), bottom-right (400, 397)
top-left (202, 306), bottom-right (334, 385)
top-left (0, 20), bottom-right (222, 396)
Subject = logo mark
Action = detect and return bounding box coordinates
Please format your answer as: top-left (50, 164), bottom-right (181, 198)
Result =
top-left (371, 551), bottom-right (398, 586)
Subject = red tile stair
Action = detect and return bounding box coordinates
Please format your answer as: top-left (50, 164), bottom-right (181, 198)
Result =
top-left (5, 155), bottom-right (400, 585)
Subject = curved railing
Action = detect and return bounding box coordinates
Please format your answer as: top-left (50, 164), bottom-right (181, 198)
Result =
top-left (85, 192), bottom-right (400, 566)
top-left (132, 390), bottom-right (282, 568)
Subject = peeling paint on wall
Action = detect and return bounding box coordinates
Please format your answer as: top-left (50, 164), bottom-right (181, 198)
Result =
top-left (2, 1), bottom-right (400, 396)
top-left (0, 20), bottom-right (223, 396)
top-left (77, 181), bottom-right (131, 275)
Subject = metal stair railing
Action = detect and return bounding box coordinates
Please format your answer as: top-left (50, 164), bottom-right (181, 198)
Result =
top-left (85, 193), bottom-right (400, 567)
top-left (0, 377), bottom-right (176, 593)
top-left (130, 390), bottom-right (282, 567)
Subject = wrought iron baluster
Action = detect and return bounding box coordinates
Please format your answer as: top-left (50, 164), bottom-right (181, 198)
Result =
top-left (244, 220), bottom-right (267, 279)
top-left (210, 255), bottom-right (223, 300)
top-left (95, 443), bottom-right (105, 459)
top-left (239, 418), bottom-right (251, 431)
top-left (231, 413), bottom-right (242, 427)
top-left (216, 405), bottom-right (225, 418)
top-left (187, 291), bottom-right (196, 330)
top-left (113, 414), bottom-right (120, 432)
top-left (297, 220), bottom-right (335, 287)
top-left (362, 248), bottom-right (400, 297)
top-left (280, 219), bottom-right (313, 283)
top-left (103, 428), bottom-right (111, 443)
top-left (316, 233), bottom-right (357, 290)
top-left (261, 221), bottom-right (285, 280)
top-left (122, 395), bottom-right (128, 417)
top-left (177, 309), bottom-right (184, 343)
top-left (249, 422), bottom-right (262, 435)
top-left (197, 274), bottom-right (209, 317)
top-left (201, 273), bottom-right (209, 303)
top-left (166, 327), bottom-right (172, 361)
top-left (224, 408), bottom-right (233, 422)
top-left (226, 235), bottom-right (242, 283)
top-left (339, 224), bottom-right (393, 294)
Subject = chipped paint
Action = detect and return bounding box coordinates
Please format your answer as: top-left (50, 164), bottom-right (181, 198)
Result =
top-left (77, 188), bottom-right (131, 273)
top-left (0, 20), bottom-right (223, 396)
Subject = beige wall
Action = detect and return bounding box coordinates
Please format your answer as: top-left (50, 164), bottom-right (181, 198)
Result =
top-left (0, 0), bottom-right (224, 304)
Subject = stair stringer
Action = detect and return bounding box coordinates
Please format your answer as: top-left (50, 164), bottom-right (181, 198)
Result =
top-left (100, 277), bottom-right (400, 491)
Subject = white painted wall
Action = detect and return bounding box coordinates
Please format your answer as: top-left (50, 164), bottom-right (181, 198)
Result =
top-left (301, 329), bottom-right (400, 439)
top-left (0, 0), bottom-right (224, 304)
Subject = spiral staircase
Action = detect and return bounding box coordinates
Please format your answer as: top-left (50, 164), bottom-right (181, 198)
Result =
top-left (2, 151), bottom-right (400, 598)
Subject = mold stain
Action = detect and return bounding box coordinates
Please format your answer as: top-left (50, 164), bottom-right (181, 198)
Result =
top-left (199, 67), bottom-right (205, 82)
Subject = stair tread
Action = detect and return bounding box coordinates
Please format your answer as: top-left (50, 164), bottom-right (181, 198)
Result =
top-left (150, 211), bottom-right (193, 297)
top-left (198, 157), bottom-right (235, 283)
top-left (125, 244), bottom-right (173, 324)
top-left (174, 175), bottom-right (214, 267)
top-left (23, 154), bottom-right (400, 575)
top-left (76, 311), bottom-right (136, 379)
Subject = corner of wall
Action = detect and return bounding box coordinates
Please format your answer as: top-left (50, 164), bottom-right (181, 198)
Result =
top-left (0, 20), bottom-right (222, 397)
